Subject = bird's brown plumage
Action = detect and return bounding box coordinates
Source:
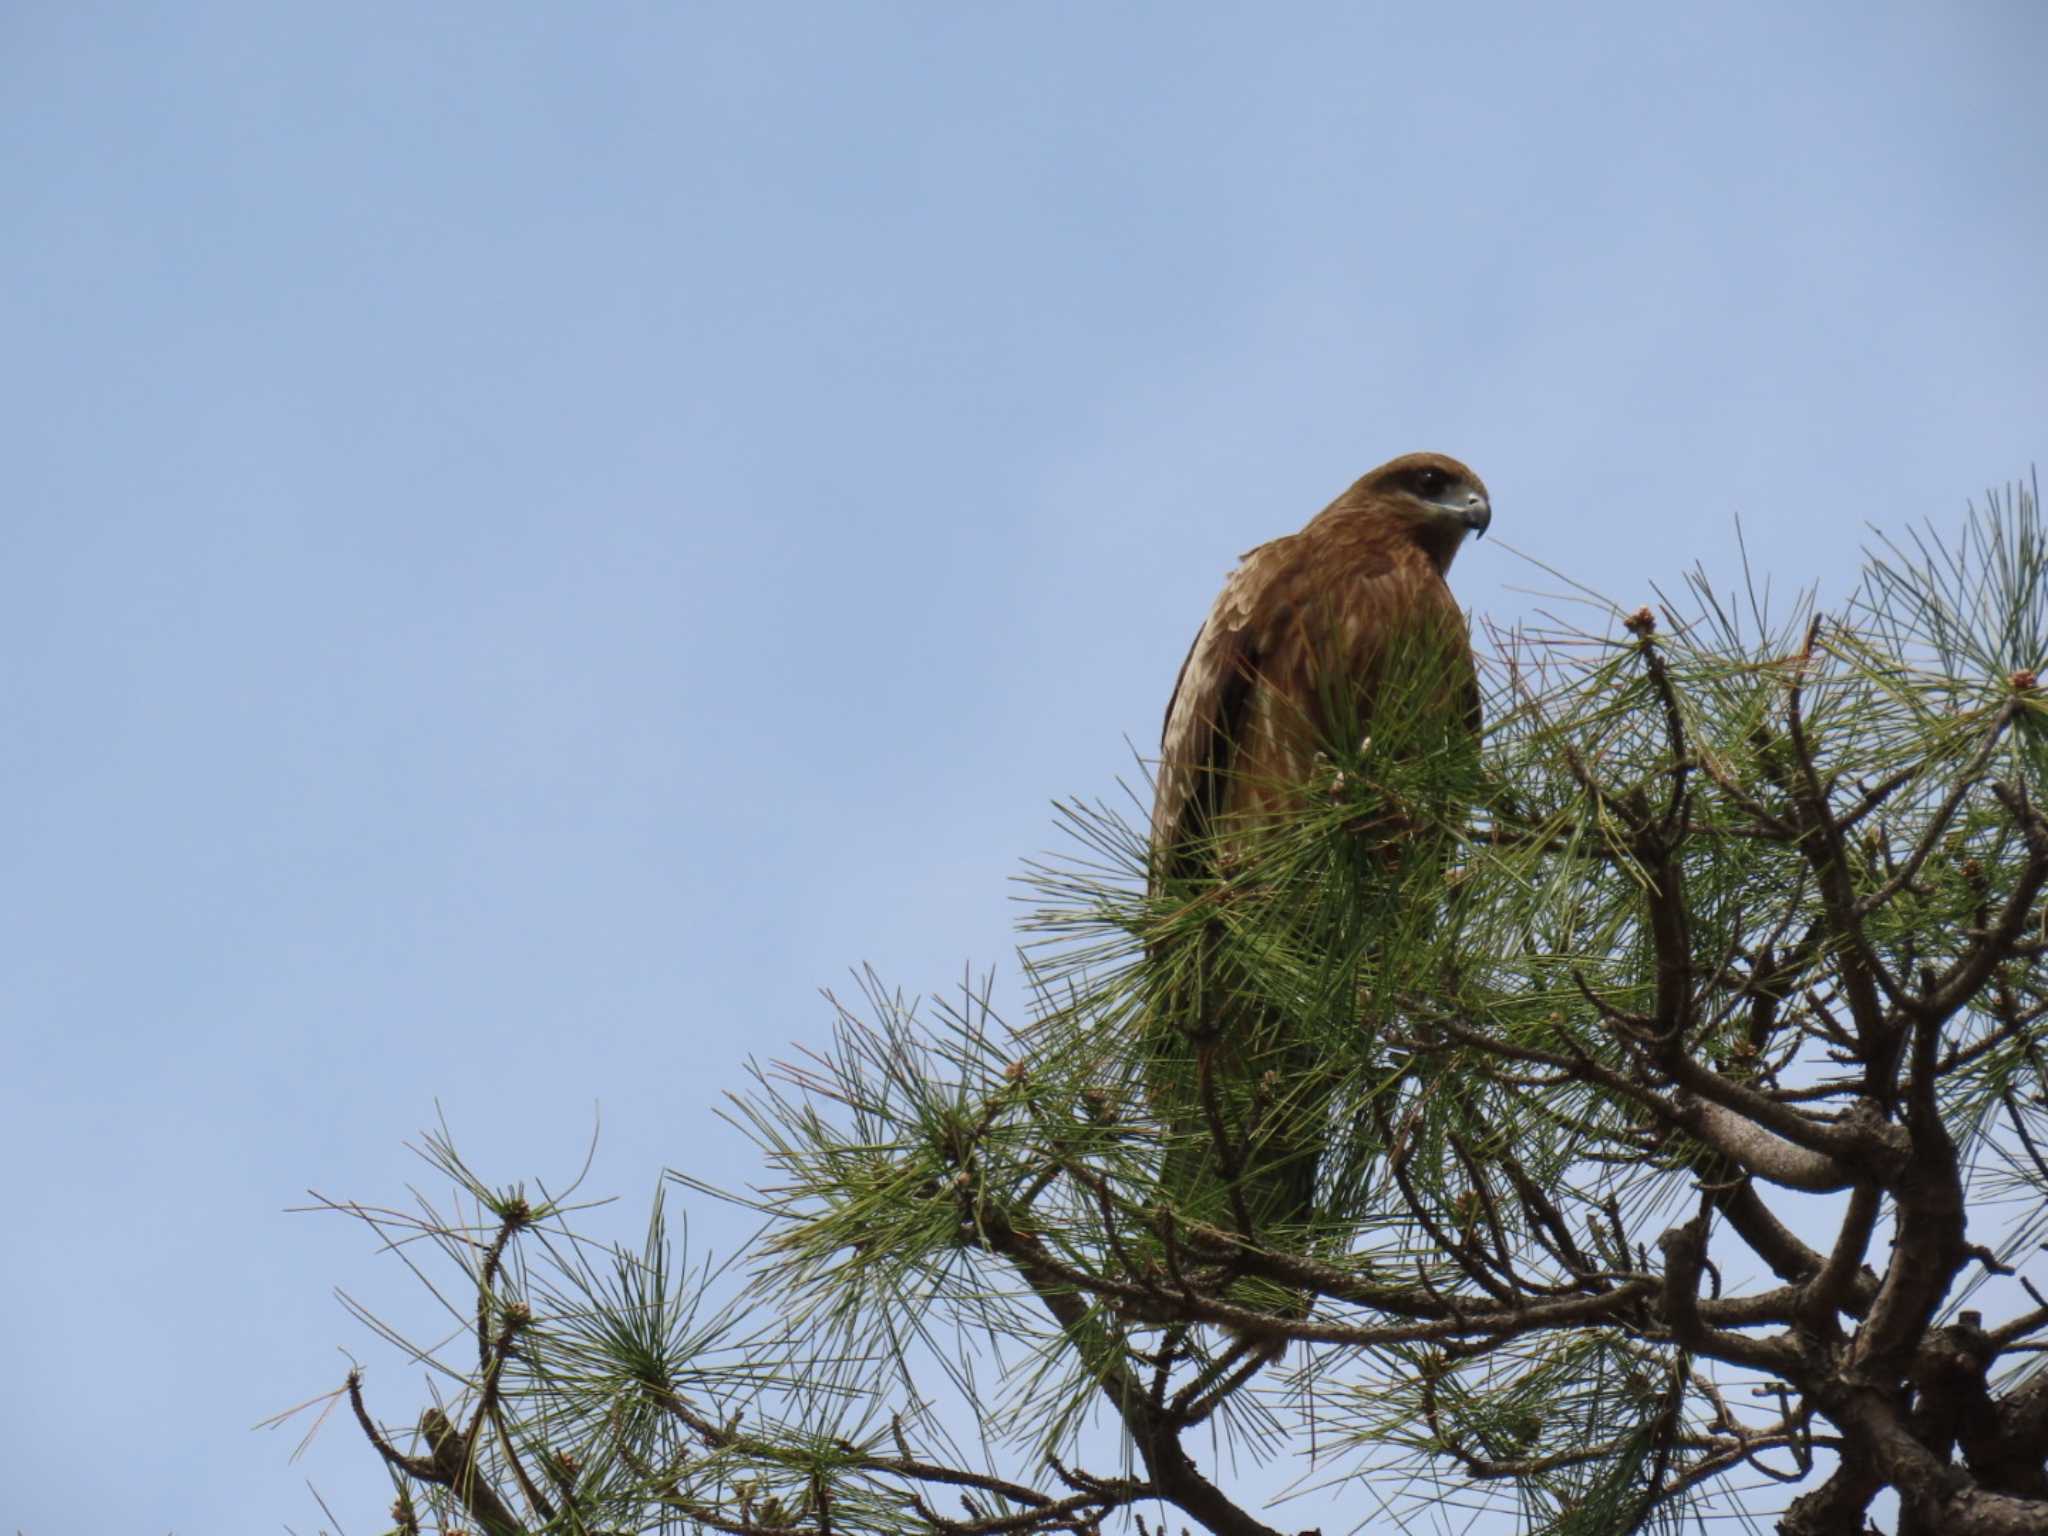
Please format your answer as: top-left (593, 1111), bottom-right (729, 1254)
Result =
top-left (1152, 452), bottom-right (1489, 875)
top-left (1146, 451), bottom-right (1491, 1237)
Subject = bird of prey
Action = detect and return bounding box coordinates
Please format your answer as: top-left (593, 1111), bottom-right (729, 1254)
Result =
top-left (1146, 451), bottom-right (1492, 1242)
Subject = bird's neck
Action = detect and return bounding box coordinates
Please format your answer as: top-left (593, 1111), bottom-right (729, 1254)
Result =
top-left (1407, 519), bottom-right (1470, 576)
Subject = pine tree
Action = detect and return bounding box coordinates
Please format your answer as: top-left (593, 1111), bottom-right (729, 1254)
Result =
top-left (301, 480), bottom-right (2048, 1536)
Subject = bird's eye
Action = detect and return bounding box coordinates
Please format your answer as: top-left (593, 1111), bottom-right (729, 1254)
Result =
top-left (1413, 467), bottom-right (1448, 496)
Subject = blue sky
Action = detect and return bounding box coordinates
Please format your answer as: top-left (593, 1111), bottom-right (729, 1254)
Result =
top-left (2, 4), bottom-right (2043, 1531)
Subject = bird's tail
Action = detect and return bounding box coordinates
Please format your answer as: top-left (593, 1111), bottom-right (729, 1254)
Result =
top-left (1147, 983), bottom-right (1332, 1321)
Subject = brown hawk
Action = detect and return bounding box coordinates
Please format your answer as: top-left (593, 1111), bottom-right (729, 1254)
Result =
top-left (1147, 451), bottom-right (1492, 1241)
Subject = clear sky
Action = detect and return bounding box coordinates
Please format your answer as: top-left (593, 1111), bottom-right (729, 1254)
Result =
top-left (2, 4), bottom-right (2043, 1531)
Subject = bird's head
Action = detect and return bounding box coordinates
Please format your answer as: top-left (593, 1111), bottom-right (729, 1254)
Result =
top-left (1351, 452), bottom-right (1492, 572)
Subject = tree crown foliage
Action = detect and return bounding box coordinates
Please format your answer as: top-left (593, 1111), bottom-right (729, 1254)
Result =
top-left (301, 480), bottom-right (2048, 1536)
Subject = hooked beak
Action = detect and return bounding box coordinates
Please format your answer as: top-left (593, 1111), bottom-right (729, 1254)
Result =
top-left (1462, 493), bottom-right (1492, 540)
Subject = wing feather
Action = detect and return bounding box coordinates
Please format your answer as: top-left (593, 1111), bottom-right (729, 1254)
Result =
top-left (1151, 539), bottom-right (1289, 878)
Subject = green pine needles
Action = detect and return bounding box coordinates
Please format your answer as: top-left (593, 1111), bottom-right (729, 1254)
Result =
top-left (306, 479), bottom-right (2048, 1536)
